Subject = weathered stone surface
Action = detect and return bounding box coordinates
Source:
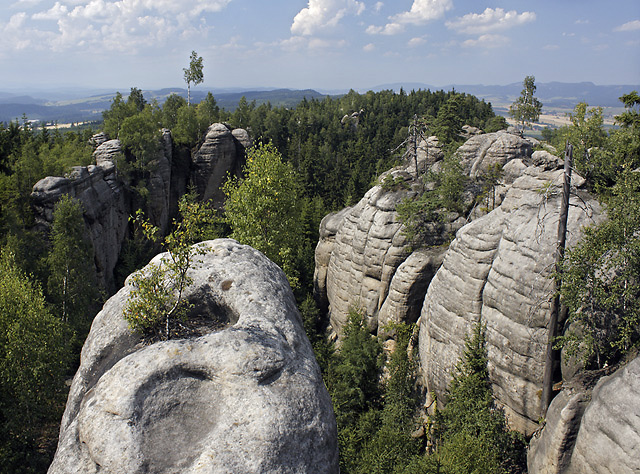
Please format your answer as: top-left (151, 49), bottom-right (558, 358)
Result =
top-left (529, 357), bottom-right (640, 473)
top-left (323, 182), bottom-right (417, 336)
top-left (191, 123), bottom-right (249, 209)
top-left (49, 239), bottom-right (338, 474)
top-left (564, 357), bottom-right (640, 474)
top-left (418, 165), bottom-right (603, 434)
top-left (377, 247), bottom-right (447, 340)
top-left (456, 129), bottom-right (533, 178)
top-left (527, 388), bottom-right (589, 474)
top-left (31, 155), bottom-right (129, 292)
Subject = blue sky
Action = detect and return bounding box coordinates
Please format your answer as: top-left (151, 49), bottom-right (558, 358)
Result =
top-left (1, 0), bottom-right (639, 92)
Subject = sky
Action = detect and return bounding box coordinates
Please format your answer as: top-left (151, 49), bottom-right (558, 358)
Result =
top-left (1, 0), bottom-right (639, 93)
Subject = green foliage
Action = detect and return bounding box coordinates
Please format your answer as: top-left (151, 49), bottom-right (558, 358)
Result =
top-left (357, 323), bottom-right (423, 474)
top-left (434, 94), bottom-right (464, 146)
top-left (124, 193), bottom-right (218, 340)
top-left (46, 195), bottom-right (99, 334)
top-left (433, 321), bottom-right (526, 474)
top-left (161, 93), bottom-right (187, 130)
top-left (397, 153), bottom-right (467, 248)
top-left (327, 307), bottom-right (383, 474)
top-left (118, 103), bottom-right (162, 175)
top-left (0, 249), bottom-right (72, 472)
top-left (223, 142), bottom-right (304, 289)
top-left (559, 170), bottom-right (640, 368)
top-left (509, 75), bottom-right (543, 133)
top-left (476, 163), bottom-right (504, 212)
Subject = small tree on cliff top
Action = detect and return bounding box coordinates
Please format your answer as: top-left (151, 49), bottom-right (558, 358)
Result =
top-left (184, 50), bottom-right (204, 106)
top-left (509, 75), bottom-right (543, 134)
top-left (124, 192), bottom-right (217, 340)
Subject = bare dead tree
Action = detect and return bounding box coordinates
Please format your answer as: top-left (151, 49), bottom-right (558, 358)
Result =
top-left (541, 143), bottom-right (573, 418)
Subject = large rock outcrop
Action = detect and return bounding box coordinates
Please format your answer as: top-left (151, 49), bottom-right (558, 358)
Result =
top-left (49, 239), bottom-right (338, 474)
top-left (418, 163), bottom-right (603, 434)
top-left (31, 142), bottom-right (129, 291)
top-left (315, 130), bottom-right (534, 340)
top-left (528, 356), bottom-right (640, 473)
top-left (191, 123), bottom-right (251, 209)
top-left (31, 124), bottom-right (249, 292)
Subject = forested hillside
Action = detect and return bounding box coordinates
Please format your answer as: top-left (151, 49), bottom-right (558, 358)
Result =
top-left (1, 86), bottom-right (637, 473)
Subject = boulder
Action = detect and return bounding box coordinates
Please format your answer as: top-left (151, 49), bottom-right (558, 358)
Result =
top-left (191, 123), bottom-right (250, 209)
top-left (418, 165), bottom-right (603, 434)
top-left (48, 239), bottom-right (339, 474)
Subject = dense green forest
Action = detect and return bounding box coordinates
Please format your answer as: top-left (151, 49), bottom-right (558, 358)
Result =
top-left (0, 86), bottom-right (637, 472)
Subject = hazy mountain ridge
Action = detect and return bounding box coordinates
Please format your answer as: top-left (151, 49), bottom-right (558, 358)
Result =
top-left (0, 82), bottom-right (637, 124)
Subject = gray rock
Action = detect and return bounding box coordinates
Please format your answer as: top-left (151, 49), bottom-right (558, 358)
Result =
top-left (191, 123), bottom-right (249, 209)
top-left (455, 130), bottom-right (533, 179)
top-left (564, 358), bottom-right (640, 473)
top-left (418, 165), bottom-right (603, 434)
top-left (145, 129), bottom-right (173, 233)
top-left (527, 388), bottom-right (589, 474)
top-left (48, 239), bottom-right (338, 474)
top-left (529, 357), bottom-right (640, 473)
top-left (31, 159), bottom-right (129, 292)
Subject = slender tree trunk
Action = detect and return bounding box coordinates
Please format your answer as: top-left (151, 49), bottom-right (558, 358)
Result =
top-left (541, 144), bottom-right (573, 418)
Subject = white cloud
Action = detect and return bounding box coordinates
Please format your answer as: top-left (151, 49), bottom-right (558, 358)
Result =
top-left (291, 0), bottom-right (365, 36)
top-left (374, 2), bottom-right (383, 13)
top-left (3, 0), bottom-right (232, 53)
top-left (408, 36), bottom-right (426, 47)
top-left (278, 35), bottom-right (347, 52)
top-left (614, 20), bottom-right (640, 32)
top-left (462, 34), bottom-right (508, 48)
top-left (367, 0), bottom-right (452, 36)
top-left (363, 42), bottom-right (375, 52)
top-left (446, 8), bottom-right (535, 35)
top-left (543, 44), bottom-right (559, 51)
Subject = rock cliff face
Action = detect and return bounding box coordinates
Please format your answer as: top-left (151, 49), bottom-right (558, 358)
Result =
top-left (418, 164), bottom-right (602, 435)
top-left (191, 123), bottom-right (251, 209)
top-left (315, 130), bottom-right (534, 340)
top-left (48, 239), bottom-right (339, 474)
top-left (31, 124), bottom-right (249, 292)
top-left (528, 356), bottom-right (640, 473)
top-left (31, 142), bottom-right (129, 291)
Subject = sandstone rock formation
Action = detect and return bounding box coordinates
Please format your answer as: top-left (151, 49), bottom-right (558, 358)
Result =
top-left (31, 124), bottom-right (249, 293)
top-left (31, 143), bottom-right (129, 291)
top-left (48, 239), bottom-right (338, 474)
top-left (528, 356), bottom-right (640, 473)
top-left (418, 164), bottom-right (603, 435)
top-left (315, 130), bottom-right (534, 340)
top-left (191, 123), bottom-right (250, 209)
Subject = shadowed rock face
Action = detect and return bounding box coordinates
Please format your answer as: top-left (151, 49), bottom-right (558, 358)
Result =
top-left (48, 239), bottom-right (338, 474)
top-left (528, 356), bottom-right (640, 474)
top-left (31, 145), bottom-right (129, 291)
top-left (31, 124), bottom-right (249, 293)
top-left (418, 165), bottom-right (602, 435)
top-left (191, 123), bottom-right (250, 209)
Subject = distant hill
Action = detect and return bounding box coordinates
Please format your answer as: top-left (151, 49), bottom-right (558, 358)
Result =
top-left (0, 88), bottom-right (326, 124)
top-left (1, 83), bottom-right (637, 125)
top-left (370, 81), bottom-right (640, 109)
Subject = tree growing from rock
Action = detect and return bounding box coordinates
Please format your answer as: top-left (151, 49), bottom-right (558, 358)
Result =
top-left (184, 50), bottom-right (204, 106)
top-left (124, 192), bottom-right (217, 340)
top-left (509, 75), bottom-right (543, 134)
